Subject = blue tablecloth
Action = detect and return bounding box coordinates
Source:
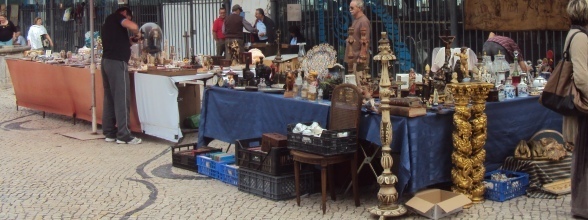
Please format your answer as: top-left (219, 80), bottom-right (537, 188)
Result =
top-left (197, 87), bottom-right (562, 196)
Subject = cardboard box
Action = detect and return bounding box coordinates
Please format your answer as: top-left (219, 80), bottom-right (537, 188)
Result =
top-left (405, 189), bottom-right (472, 219)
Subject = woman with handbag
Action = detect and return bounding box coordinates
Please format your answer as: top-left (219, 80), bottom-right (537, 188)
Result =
top-left (564, 0), bottom-right (588, 218)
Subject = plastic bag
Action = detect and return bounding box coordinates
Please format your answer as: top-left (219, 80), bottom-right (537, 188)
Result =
top-left (63, 7), bottom-right (72, 21)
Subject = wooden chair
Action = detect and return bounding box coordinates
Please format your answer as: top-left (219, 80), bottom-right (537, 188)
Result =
top-left (292, 83), bottom-right (362, 214)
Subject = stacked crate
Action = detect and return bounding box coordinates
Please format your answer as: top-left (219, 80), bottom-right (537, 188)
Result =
top-left (196, 152), bottom-right (236, 185)
top-left (236, 134), bottom-right (314, 201)
top-left (171, 144), bottom-right (222, 172)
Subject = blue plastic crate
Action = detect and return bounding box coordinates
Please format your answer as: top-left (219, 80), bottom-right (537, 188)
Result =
top-left (484, 170), bottom-right (529, 202)
top-left (220, 164), bottom-right (239, 186)
top-left (196, 155), bottom-right (221, 179)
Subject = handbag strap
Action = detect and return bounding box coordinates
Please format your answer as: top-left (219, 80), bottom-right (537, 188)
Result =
top-left (554, 30), bottom-right (582, 92)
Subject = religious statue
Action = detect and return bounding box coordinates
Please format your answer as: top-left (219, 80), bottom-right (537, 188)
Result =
top-left (423, 64), bottom-right (432, 101)
top-left (455, 47), bottom-right (469, 78)
top-left (408, 68), bottom-right (417, 96)
top-left (229, 40), bottom-right (240, 66)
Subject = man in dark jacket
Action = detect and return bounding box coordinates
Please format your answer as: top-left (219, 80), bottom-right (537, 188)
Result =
top-left (253, 8), bottom-right (275, 43)
top-left (223, 4), bottom-right (256, 60)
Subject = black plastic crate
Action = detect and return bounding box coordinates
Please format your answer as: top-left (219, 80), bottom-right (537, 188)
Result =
top-left (236, 138), bottom-right (293, 176)
top-left (286, 122), bottom-right (357, 156)
top-left (171, 144), bottom-right (222, 172)
top-left (238, 167), bottom-right (314, 201)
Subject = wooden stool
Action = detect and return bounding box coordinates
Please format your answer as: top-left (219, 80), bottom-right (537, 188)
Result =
top-left (291, 150), bottom-right (360, 214)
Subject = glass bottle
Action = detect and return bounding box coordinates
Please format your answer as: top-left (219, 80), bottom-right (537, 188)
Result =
top-left (317, 88), bottom-right (324, 103)
top-left (308, 82), bottom-right (317, 101)
top-left (294, 71), bottom-right (303, 99)
top-left (301, 81), bottom-right (308, 100)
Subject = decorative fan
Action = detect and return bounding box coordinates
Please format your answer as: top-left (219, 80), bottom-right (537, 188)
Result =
top-left (301, 44), bottom-right (337, 80)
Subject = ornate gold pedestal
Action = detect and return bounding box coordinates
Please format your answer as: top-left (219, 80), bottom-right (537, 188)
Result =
top-left (368, 32), bottom-right (407, 219)
top-left (446, 83), bottom-right (493, 207)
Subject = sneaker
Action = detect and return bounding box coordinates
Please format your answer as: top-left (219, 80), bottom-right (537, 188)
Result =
top-left (116, 137), bottom-right (142, 145)
top-left (105, 137), bottom-right (116, 142)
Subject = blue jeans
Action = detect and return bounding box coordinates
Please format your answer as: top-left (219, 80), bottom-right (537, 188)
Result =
top-left (0, 39), bottom-right (13, 46)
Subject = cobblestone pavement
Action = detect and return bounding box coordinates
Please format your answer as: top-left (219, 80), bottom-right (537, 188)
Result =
top-left (0, 86), bottom-right (576, 220)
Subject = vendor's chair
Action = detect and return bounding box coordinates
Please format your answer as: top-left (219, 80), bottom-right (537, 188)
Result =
top-left (292, 83), bottom-right (362, 214)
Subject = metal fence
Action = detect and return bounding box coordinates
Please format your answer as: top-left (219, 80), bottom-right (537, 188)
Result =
top-left (274, 0), bottom-right (567, 75)
top-left (16, 0), bottom-right (567, 75)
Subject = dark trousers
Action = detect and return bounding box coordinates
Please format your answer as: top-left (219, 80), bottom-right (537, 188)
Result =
top-left (216, 39), bottom-right (226, 57)
top-left (101, 58), bottom-right (133, 142)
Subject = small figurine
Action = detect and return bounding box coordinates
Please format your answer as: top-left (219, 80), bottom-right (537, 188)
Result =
top-left (455, 47), bottom-right (469, 78)
top-left (307, 70), bottom-right (319, 87)
top-left (408, 68), bottom-right (417, 96)
top-left (226, 70), bottom-right (237, 88)
top-left (433, 88), bottom-right (439, 106)
top-left (362, 88), bottom-right (378, 113)
top-left (539, 58), bottom-right (552, 73)
top-left (450, 72), bottom-right (459, 83)
top-left (284, 71), bottom-right (296, 98)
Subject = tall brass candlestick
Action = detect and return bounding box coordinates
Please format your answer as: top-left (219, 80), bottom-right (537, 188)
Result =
top-left (368, 32), bottom-right (407, 219)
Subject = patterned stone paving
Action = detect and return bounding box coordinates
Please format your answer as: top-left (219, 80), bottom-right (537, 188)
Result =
top-left (0, 86), bottom-right (575, 219)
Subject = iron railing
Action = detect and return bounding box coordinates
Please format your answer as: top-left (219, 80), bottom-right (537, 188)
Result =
top-left (16, 0), bottom-right (567, 75)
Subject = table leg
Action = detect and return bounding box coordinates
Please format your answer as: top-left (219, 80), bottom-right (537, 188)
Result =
top-left (321, 165), bottom-right (327, 214)
top-left (328, 165), bottom-right (336, 201)
top-left (294, 160), bottom-right (300, 206)
top-left (351, 153), bottom-right (360, 207)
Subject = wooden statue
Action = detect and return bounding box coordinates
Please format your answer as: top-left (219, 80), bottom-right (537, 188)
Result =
top-left (408, 68), bottom-right (417, 96)
top-left (455, 47), bottom-right (470, 78)
top-left (284, 71), bottom-right (296, 98)
top-left (229, 40), bottom-right (240, 66)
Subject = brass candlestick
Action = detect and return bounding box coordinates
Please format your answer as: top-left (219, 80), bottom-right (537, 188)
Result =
top-left (368, 32), bottom-right (407, 219)
top-left (274, 30), bottom-right (282, 62)
top-left (447, 82), bottom-right (493, 207)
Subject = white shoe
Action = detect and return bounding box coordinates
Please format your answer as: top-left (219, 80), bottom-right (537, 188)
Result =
top-left (117, 137), bottom-right (142, 145)
top-left (105, 137), bottom-right (116, 142)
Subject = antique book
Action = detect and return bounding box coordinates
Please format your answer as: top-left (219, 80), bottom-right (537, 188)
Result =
top-left (389, 106), bottom-right (427, 117)
top-left (389, 97), bottom-right (422, 108)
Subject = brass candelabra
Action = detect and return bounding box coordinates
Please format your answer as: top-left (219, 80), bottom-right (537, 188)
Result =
top-left (368, 32), bottom-right (407, 219)
top-left (446, 82), bottom-right (493, 207)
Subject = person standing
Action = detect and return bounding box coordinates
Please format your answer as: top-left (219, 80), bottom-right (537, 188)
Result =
top-left (253, 8), bottom-right (275, 43)
top-left (344, 0), bottom-right (370, 68)
top-left (564, 1), bottom-right (588, 218)
top-left (13, 26), bottom-right (26, 46)
top-left (100, 7), bottom-right (142, 144)
top-left (212, 7), bottom-right (226, 57)
top-left (27, 17), bottom-right (53, 50)
top-left (223, 4), bottom-right (256, 59)
top-left (0, 14), bottom-right (16, 46)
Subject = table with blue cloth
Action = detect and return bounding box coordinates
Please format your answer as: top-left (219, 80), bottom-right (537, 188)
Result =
top-left (197, 87), bottom-right (562, 197)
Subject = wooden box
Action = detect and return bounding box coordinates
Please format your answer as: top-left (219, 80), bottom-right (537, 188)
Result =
top-left (261, 133), bottom-right (287, 152)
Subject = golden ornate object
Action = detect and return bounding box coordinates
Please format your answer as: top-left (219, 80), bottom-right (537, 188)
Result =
top-left (368, 32), bottom-right (407, 219)
top-left (229, 40), bottom-right (240, 66)
top-left (514, 138), bottom-right (567, 161)
top-left (446, 82), bottom-right (493, 207)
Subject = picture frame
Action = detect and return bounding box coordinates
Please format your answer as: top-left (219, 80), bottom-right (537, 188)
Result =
top-left (344, 74), bottom-right (357, 86)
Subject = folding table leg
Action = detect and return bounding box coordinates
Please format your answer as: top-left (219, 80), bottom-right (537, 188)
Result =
top-left (344, 143), bottom-right (380, 194)
top-left (225, 143), bottom-right (232, 153)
